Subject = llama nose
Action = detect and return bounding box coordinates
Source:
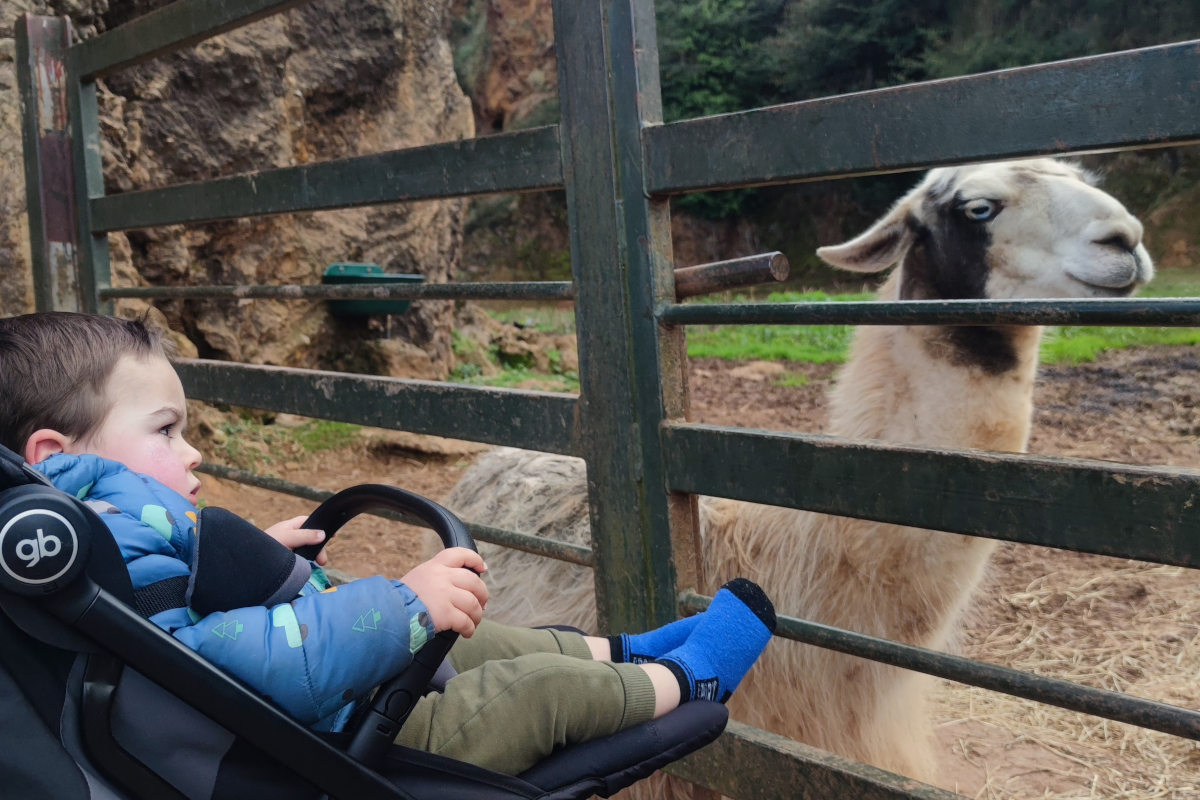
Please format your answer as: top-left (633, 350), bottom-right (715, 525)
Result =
top-left (1095, 233), bottom-right (1136, 254)
top-left (1090, 212), bottom-right (1144, 254)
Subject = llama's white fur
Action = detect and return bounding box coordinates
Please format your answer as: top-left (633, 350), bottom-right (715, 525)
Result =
top-left (439, 159), bottom-right (1153, 784)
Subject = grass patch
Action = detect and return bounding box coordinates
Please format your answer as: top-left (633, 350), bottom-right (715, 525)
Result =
top-left (1039, 327), bottom-right (1200, 364)
top-left (775, 372), bottom-right (810, 387)
top-left (686, 290), bottom-right (872, 364)
top-left (486, 307), bottom-right (576, 335)
top-left (207, 416), bottom-right (362, 472)
top-left (292, 420), bottom-right (362, 453)
top-left (449, 364), bottom-right (580, 393)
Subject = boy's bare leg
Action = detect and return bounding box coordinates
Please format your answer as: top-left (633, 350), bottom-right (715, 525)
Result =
top-left (584, 636), bottom-right (610, 661)
top-left (642, 663), bottom-right (681, 718)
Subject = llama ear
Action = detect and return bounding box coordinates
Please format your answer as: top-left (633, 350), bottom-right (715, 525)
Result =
top-left (816, 211), bottom-right (916, 273)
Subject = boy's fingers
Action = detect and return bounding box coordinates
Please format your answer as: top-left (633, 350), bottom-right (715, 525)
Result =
top-left (447, 569), bottom-right (489, 606)
top-left (449, 587), bottom-right (484, 626)
top-left (315, 547), bottom-right (329, 566)
top-left (434, 547), bottom-right (487, 573)
top-left (449, 607), bottom-right (476, 637)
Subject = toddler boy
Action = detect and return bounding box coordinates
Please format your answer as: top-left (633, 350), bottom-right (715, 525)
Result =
top-left (0, 312), bottom-right (776, 776)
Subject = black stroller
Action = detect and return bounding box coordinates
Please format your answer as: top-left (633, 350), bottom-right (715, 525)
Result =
top-left (0, 443), bottom-right (726, 800)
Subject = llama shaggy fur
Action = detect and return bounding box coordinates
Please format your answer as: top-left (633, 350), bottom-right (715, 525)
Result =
top-left (440, 159), bottom-right (1154, 785)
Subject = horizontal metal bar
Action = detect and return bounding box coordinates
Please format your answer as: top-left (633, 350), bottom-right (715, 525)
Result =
top-left (90, 126), bottom-right (564, 232)
top-left (681, 592), bottom-right (1200, 743)
top-left (665, 720), bottom-right (958, 800)
top-left (176, 359), bottom-right (580, 456)
top-left (673, 252), bottom-right (788, 300)
top-left (194, 463), bottom-right (594, 566)
top-left (100, 282), bottom-right (575, 302)
top-left (69, 0), bottom-right (311, 81)
top-left (95, 254), bottom-right (804, 304)
top-left (661, 298), bottom-right (1200, 327)
top-left (645, 40), bottom-right (1200, 195)
top-left (661, 423), bottom-right (1200, 568)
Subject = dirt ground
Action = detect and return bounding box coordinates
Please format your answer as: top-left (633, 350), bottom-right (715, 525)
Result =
top-left (199, 346), bottom-right (1200, 798)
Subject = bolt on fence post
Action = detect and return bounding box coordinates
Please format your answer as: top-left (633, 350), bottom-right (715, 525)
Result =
top-left (16, 14), bottom-right (82, 313)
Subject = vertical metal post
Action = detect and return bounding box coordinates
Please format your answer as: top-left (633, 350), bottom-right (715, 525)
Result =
top-left (67, 50), bottom-right (112, 315)
top-left (16, 14), bottom-right (82, 313)
top-left (553, 0), bottom-right (699, 635)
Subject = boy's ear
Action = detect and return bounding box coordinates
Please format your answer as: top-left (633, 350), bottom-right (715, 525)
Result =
top-left (25, 429), bottom-right (72, 465)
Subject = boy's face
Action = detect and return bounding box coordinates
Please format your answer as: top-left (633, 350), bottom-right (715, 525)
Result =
top-left (78, 355), bottom-right (203, 504)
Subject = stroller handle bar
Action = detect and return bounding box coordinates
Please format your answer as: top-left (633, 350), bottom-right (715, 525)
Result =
top-left (297, 484), bottom-right (476, 561)
top-left (297, 484), bottom-right (477, 774)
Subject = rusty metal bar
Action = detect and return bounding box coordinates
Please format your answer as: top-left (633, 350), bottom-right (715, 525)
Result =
top-left (662, 297), bottom-right (1200, 327)
top-left (195, 463), bottom-right (594, 566)
top-left (681, 591), bottom-right (1200, 742)
top-left (673, 252), bottom-right (788, 300)
top-left (100, 282), bottom-right (575, 302)
top-left (68, 0), bottom-right (312, 81)
top-left (16, 14), bottom-right (81, 313)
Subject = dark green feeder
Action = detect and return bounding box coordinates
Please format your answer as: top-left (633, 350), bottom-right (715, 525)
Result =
top-left (322, 264), bottom-right (425, 317)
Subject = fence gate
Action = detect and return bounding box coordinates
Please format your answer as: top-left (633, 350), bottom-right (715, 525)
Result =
top-left (16, 1), bottom-right (1200, 797)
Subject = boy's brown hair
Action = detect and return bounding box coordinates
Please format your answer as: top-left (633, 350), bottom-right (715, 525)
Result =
top-left (0, 312), bottom-right (175, 455)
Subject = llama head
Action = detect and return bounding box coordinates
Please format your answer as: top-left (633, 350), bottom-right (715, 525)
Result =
top-left (816, 159), bottom-right (1154, 301)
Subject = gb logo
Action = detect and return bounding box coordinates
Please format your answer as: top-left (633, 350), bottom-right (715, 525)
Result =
top-left (0, 506), bottom-right (79, 588)
top-left (16, 528), bottom-right (62, 568)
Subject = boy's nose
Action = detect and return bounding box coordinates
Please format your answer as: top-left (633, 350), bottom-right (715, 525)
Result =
top-left (183, 439), bottom-right (203, 469)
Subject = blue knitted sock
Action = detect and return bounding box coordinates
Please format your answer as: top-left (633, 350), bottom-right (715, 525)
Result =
top-left (607, 614), bottom-right (701, 664)
top-left (656, 578), bottom-right (776, 703)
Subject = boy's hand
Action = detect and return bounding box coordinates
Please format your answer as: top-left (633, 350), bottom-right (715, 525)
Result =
top-left (264, 515), bottom-right (328, 566)
top-left (400, 548), bottom-right (489, 637)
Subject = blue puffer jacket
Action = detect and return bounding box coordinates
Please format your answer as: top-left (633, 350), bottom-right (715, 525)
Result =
top-left (34, 454), bottom-right (435, 729)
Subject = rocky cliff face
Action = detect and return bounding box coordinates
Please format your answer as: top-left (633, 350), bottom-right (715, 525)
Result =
top-left (0, 1), bottom-right (42, 319)
top-left (1, 0), bottom-right (473, 377)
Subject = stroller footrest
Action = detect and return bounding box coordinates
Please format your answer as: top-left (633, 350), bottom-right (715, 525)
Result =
top-left (517, 700), bottom-right (728, 799)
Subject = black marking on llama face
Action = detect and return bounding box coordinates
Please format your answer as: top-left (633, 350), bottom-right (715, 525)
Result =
top-left (900, 192), bottom-right (1018, 374)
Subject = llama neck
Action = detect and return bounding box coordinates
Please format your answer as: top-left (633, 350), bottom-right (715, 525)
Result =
top-left (827, 277), bottom-right (1043, 452)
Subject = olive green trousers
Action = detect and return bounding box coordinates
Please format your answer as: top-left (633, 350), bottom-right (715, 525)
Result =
top-left (393, 620), bottom-right (657, 775)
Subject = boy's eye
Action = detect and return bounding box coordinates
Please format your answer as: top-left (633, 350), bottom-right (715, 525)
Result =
top-left (159, 425), bottom-right (174, 437)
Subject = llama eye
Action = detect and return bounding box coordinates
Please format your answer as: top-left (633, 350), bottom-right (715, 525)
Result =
top-left (961, 200), bottom-right (999, 221)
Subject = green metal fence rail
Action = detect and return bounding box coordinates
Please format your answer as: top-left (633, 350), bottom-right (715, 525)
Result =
top-left (15, 1), bottom-right (1200, 797)
top-left (194, 463), bottom-right (595, 566)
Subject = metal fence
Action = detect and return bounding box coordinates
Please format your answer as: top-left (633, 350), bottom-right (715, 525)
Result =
top-left (15, 1), bottom-right (1200, 797)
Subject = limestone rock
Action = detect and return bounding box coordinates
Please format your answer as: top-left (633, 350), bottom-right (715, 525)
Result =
top-left (452, 0), bottom-right (557, 135)
top-left (371, 338), bottom-right (442, 381)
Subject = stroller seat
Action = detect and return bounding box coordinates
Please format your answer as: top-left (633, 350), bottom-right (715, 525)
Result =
top-left (0, 444), bottom-right (726, 800)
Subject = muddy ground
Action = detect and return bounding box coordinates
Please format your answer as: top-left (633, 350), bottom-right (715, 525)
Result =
top-left (199, 346), bottom-right (1200, 798)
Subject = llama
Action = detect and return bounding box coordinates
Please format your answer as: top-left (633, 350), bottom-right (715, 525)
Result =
top-left (441, 159), bottom-right (1154, 784)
